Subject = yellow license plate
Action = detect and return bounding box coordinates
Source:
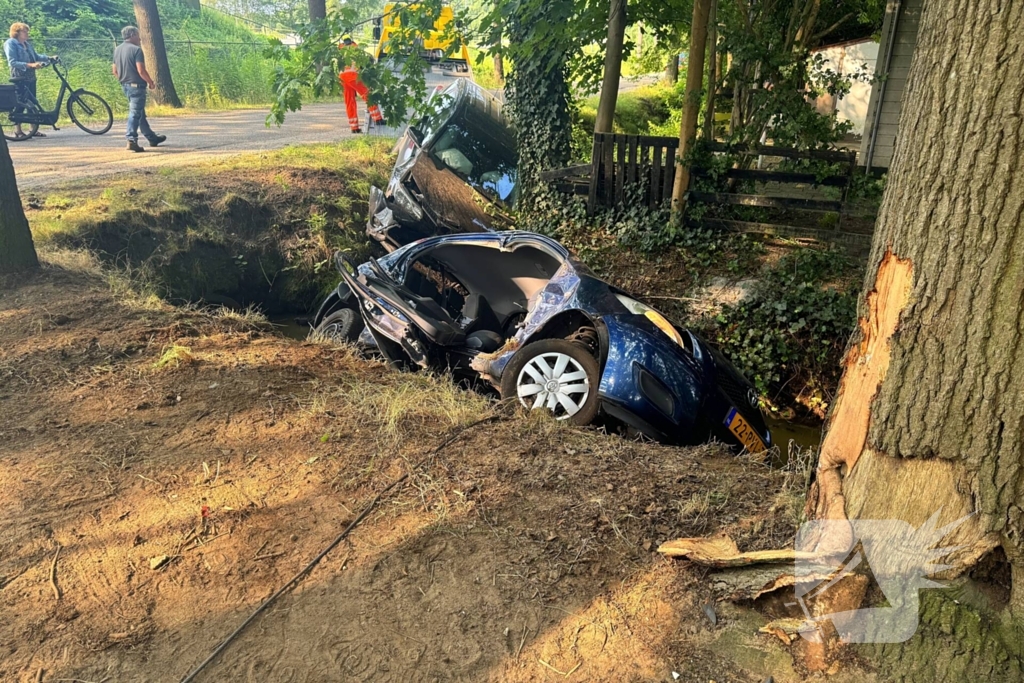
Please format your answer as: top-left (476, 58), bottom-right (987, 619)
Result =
top-left (725, 408), bottom-right (766, 453)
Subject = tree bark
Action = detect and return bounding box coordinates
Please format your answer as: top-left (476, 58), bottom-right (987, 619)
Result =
top-left (665, 50), bottom-right (679, 83)
top-left (594, 0), bottom-right (627, 133)
top-left (493, 53), bottom-right (504, 83)
top-left (0, 134), bottom-right (38, 274)
top-left (132, 0), bottom-right (183, 108)
top-left (805, 0), bottom-right (1024, 672)
top-left (307, 0), bottom-right (326, 22)
top-left (702, 0), bottom-right (717, 141)
top-left (670, 0), bottom-right (712, 215)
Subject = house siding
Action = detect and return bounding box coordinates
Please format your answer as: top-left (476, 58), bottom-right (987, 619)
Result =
top-left (860, 0), bottom-right (924, 169)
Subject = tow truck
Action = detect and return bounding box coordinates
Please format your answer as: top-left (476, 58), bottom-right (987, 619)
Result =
top-left (372, 3), bottom-right (471, 74)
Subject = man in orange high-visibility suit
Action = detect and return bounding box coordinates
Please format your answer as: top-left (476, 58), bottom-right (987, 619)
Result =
top-left (339, 38), bottom-right (383, 134)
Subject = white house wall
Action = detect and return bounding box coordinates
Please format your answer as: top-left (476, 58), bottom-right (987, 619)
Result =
top-left (813, 40), bottom-right (879, 136)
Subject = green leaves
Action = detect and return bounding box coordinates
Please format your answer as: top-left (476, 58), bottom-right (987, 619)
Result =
top-left (714, 248), bottom-right (858, 411)
top-left (268, 1), bottom-right (453, 129)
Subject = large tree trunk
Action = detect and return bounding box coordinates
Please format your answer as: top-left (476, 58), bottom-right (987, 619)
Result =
top-left (133, 0), bottom-right (182, 108)
top-left (307, 0), bottom-right (326, 22)
top-left (670, 0), bottom-right (712, 214)
top-left (805, 0), bottom-right (1024, 676)
top-left (0, 134), bottom-right (37, 274)
top-left (594, 0), bottom-right (627, 133)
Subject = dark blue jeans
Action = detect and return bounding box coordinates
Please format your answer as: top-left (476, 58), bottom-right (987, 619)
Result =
top-left (123, 84), bottom-right (156, 143)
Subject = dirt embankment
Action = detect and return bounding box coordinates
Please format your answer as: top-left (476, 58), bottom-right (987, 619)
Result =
top-left (0, 260), bottom-right (850, 682)
top-left (23, 140), bottom-right (395, 318)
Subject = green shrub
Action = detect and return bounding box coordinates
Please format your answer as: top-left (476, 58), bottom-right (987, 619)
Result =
top-left (713, 248), bottom-right (859, 415)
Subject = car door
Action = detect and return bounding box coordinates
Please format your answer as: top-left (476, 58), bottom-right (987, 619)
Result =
top-left (335, 255), bottom-right (466, 370)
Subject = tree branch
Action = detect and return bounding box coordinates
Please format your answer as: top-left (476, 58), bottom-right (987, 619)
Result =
top-left (811, 12), bottom-right (856, 44)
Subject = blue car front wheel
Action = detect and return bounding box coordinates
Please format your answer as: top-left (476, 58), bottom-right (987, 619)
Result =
top-left (501, 339), bottom-right (600, 426)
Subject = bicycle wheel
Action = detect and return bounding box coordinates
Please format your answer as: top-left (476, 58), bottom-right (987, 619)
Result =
top-left (1, 107), bottom-right (39, 141)
top-left (67, 90), bottom-right (113, 135)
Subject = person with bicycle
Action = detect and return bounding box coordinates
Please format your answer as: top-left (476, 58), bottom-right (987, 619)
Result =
top-left (113, 26), bottom-right (166, 153)
top-left (4, 22), bottom-right (53, 140)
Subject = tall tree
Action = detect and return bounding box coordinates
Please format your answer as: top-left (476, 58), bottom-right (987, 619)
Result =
top-left (594, 0), bottom-right (627, 133)
top-left (132, 0), bottom-right (183, 108)
top-left (308, 0), bottom-right (327, 21)
top-left (0, 135), bottom-right (38, 275)
top-left (805, 0), bottom-right (1024, 676)
top-left (502, 0), bottom-right (578, 211)
top-left (669, 0), bottom-right (711, 213)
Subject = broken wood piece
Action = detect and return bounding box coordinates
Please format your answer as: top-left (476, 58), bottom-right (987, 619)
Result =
top-left (759, 617), bottom-right (816, 645)
top-left (711, 566), bottom-right (797, 602)
top-left (149, 555), bottom-right (170, 570)
top-left (657, 534), bottom-right (804, 567)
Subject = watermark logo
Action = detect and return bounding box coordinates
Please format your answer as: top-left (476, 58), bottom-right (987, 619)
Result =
top-left (790, 511), bottom-right (970, 643)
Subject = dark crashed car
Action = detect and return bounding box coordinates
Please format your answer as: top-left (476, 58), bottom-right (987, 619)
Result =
top-left (367, 78), bottom-right (517, 250)
top-left (312, 231), bottom-right (772, 453)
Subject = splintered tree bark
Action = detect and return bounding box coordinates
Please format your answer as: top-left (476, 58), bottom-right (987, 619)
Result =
top-left (132, 0), bottom-right (182, 108)
top-left (806, 0), bottom-right (1024, 661)
top-left (0, 134), bottom-right (38, 274)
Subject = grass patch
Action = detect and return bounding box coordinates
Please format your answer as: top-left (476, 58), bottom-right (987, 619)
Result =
top-left (154, 345), bottom-right (195, 370)
top-left (468, 47), bottom-right (504, 91)
top-left (579, 82), bottom-right (681, 137)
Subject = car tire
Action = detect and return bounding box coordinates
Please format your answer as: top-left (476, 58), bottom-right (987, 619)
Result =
top-left (313, 307), bottom-right (364, 344)
top-left (501, 339), bottom-right (600, 426)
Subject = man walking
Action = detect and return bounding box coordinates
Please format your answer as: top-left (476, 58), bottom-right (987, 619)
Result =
top-left (112, 26), bottom-right (165, 153)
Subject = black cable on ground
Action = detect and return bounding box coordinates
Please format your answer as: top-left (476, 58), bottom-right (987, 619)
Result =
top-left (179, 414), bottom-right (499, 683)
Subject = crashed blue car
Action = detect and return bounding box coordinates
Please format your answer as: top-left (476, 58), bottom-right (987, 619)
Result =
top-left (312, 231), bottom-right (772, 453)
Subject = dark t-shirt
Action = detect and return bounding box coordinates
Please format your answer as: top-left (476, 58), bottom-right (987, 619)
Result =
top-left (113, 42), bottom-right (146, 85)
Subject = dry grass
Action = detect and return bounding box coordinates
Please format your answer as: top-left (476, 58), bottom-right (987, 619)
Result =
top-left (153, 345), bottom-right (195, 370)
top-left (38, 245), bottom-right (168, 312)
top-left (208, 304), bottom-right (268, 325)
top-left (37, 245), bottom-right (105, 278)
top-left (301, 361), bottom-right (494, 453)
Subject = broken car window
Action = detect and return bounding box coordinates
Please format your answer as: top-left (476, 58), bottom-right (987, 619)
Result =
top-left (429, 117), bottom-right (518, 206)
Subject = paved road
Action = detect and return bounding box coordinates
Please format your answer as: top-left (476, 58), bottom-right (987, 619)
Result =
top-left (9, 72), bottom-right (659, 191)
top-left (8, 103), bottom-right (365, 190)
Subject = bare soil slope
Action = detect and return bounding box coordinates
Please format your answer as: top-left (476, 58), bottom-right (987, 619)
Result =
top-left (2, 263), bottom-right (827, 683)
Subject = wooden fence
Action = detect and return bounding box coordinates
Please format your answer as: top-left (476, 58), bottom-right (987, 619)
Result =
top-left (688, 142), bottom-right (863, 243)
top-left (587, 133), bottom-right (679, 212)
top-left (540, 133), bottom-right (870, 244)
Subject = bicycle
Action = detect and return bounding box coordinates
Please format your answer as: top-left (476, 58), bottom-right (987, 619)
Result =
top-left (1, 57), bottom-right (113, 142)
